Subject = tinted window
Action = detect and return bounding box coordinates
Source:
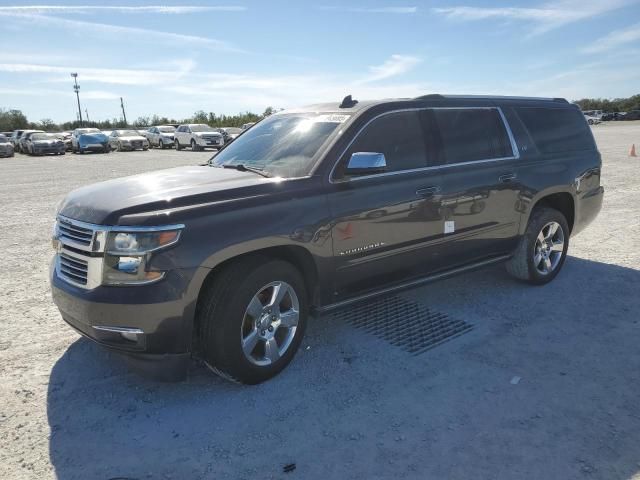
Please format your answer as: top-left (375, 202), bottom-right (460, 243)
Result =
top-left (431, 108), bottom-right (513, 165)
top-left (343, 110), bottom-right (427, 175)
top-left (516, 107), bottom-right (595, 154)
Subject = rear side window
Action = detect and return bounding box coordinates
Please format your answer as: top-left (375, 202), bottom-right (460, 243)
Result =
top-left (516, 107), bottom-right (595, 154)
top-left (431, 108), bottom-right (513, 165)
top-left (343, 110), bottom-right (427, 174)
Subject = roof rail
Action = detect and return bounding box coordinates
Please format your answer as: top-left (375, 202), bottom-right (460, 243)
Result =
top-left (414, 94), bottom-right (445, 100)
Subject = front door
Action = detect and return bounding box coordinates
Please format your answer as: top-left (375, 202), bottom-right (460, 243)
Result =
top-left (326, 109), bottom-right (444, 299)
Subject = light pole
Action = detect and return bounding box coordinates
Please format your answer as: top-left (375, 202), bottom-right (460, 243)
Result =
top-left (71, 73), bottom-right (83, 127)
top-left (120, 97), bottom-right (128, 127)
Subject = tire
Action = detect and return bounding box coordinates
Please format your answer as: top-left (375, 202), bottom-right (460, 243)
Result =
top-left (506, 206), bottom-right (569, 285)
top-left (196, 257), bottom-right (308, 385)
top-left (191, 139), bottom-right (199, 152)
top-left (175, 139), bottom-right (182, 150)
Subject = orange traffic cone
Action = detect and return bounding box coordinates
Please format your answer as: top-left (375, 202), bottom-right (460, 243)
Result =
top-left (631, 144), bottom-right (637, 157)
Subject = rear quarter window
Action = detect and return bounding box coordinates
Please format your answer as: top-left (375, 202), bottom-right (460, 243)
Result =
top-left (516, 107), bottom-right (595, 154)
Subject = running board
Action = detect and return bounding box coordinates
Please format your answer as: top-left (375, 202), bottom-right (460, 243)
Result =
top-left (315, 255), bottom-right (511, 314)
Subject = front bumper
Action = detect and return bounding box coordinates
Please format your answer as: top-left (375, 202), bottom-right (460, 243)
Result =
top-left (0, 147), bottom-right (13, 157)
top-left (80, 143), bottom-right (109, 152)
top-left (195, 136), bottom-right (223, 148)
top-left (33, 145), bottom-right (65, 155)
top-left (50, 260), bottom-right (201, 356)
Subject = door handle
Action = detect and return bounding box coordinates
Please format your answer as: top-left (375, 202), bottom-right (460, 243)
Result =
top-left (499, 173), bottom-right (517, 183)
top-left (416, 186), bottom-right (440, 197)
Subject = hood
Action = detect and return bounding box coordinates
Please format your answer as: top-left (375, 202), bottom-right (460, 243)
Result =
top-left (119, 135), bottom-right (146, 141)
top-left (58, 165), bottom-right (275, 225)
top-left (79, 133), bottom-right (108, 142)
top-left (195, 131), bottom-right (222, 137)
top-left (34, 139), bottom-right (62, 145)
top-left (161, 132), bottom-right (175, 137)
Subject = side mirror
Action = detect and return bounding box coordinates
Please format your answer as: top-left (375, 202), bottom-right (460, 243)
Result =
top-left (345, 152), bottom-right (387, 175)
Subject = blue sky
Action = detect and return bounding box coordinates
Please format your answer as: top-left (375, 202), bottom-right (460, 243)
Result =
top-left (0, 1), bottom-right (639, 123)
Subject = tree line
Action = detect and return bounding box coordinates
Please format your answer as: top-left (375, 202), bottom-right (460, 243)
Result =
top-left (573, 94), bottom-right (640, 113)
top-left (0, 107), bottom-right (276, 132)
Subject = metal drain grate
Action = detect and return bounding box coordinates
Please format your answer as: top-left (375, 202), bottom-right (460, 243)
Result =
top-left (334, 295), bottom-right (472, 355)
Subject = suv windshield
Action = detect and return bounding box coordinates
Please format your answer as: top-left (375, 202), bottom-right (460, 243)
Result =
top-left (158, 126), bottom-right (176, 133)
top-left (190, 124), bottom-right (216, 132)
top-left (212, 113), bottom-right (350, 178)
top-left (117, 130), bottom-right (140, 136)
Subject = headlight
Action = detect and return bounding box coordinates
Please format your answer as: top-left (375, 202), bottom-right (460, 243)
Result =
top-left (102, 228), bottom-right (182, 285)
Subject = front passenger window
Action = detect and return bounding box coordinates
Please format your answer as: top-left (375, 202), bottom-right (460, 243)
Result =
top-left (339, 110), bottom-right (427, 178)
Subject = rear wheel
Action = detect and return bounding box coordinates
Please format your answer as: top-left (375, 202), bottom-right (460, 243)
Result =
top-left (506, 207), bottom-right (569, 285)
top-left (196, 257), bottom-right (308, 384)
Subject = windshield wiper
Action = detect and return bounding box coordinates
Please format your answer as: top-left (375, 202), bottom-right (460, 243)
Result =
top-left (222, 164), bottom-right (271, 178)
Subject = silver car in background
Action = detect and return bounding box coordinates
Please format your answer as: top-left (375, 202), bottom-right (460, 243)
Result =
top-left (147, 125), bottom-right (176, 149)
top-left (108, 129), bottom-right (150, 151)
top-left (24, 132), bottom-right (66, 156)
top-left (0, 134), bottom-right (14, 157)
top-left (18, 130), bottom-right (45, 153)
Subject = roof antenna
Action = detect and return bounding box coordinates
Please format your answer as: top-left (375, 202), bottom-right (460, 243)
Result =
top-left (339, 94), bottom-right (358, 108)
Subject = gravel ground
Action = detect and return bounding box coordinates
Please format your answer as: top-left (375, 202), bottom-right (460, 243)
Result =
top-left (1, 123), bottom-right (639, 480)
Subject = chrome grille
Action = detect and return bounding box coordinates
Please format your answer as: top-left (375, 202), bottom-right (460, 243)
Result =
top-left (59, 251), bottom-right (88, 285)
top-left (58, 217), bottom-right (94, 246)
top-left (131, 140), bottom-right (143, 148)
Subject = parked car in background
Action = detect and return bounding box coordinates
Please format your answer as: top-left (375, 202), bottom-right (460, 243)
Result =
top-left (0, 134), bottom-right (14, 157)
top-left (24, 132), bottom-right (66, 156)
top-left (584, 115), bottom-right (600, 125)
top-left (622, 110), bottom-right (640, 121)
top-left (18, 130), bottom-right (45, 153)
top-left (218, 127), bottom-right (243, 144)
top-left (102, 130), bottom-right (113, 137)
top-left (108, 129), bottom-right (149, 151)
top-left (582, 109), bottom-right (603, 120)
top-left (59, 131), bottom-right (73, 151)
top-left (72, 128), bottom-right (110, 154)
top-left (147, 125), bottom-right (176, 149)
top-left (174, 124), bottom-right (223, 151)
top-left (9, 130), bottom-right (25, 149)
top-left (241, 122), bottom-right (256, 130)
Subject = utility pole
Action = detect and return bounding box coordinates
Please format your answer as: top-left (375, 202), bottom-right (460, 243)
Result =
top-left (120, 97), bottom-right (128, 127)
top-left (85, 108), bottom-right (90, 123)
top-left (71, 73), bottom-right (83, 127)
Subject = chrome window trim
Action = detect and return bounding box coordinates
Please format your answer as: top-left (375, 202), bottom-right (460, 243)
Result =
top-left (328, 106), bottom-right (520, 184)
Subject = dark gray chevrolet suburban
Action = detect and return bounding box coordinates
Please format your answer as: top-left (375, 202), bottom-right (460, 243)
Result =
top-left (51, 94), bottom-right (604, 384)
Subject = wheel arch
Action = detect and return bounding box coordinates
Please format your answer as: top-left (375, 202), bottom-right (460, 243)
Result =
top-left (524, 190), bottom-right (575, 234)
top-left (189, 244), bottom-right (321, 354)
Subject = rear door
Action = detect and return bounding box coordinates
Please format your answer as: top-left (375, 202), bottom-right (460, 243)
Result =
top-left (427, 107), bottom-right (522, 267)
top-left (327, 109), bottom-right (444, 298)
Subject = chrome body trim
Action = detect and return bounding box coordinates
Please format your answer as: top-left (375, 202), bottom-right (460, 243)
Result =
top-left (328, 106), bottom-right (520, 184)
top-left (93, 326), bottom-right (144, 334)
top-left (314, 255), bottom-right (511, 313)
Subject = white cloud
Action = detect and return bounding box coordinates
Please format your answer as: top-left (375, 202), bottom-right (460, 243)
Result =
top-left (319, 6), bottom-right (417, 14)
top-left (359, 54), bottom-right (422, 83)
top-left (433, 0), bottom-right (636, 35)
top-left (1, 5), bottom-right (246, 14)
top-left (0, 63), bottom-right (192, 86)
top-left (0, 12), bottom-right (244, 52)
top-left (582, 22), bottom-right (640, 53)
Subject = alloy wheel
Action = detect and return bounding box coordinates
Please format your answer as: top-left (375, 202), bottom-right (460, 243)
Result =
top-left (240, 281), bottom-right (300, 366)
top-left (533, 221), bottom-right (565, 275)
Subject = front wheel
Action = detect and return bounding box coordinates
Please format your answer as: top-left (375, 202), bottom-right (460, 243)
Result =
top-left (175, 139), bottom-right (182, 150)
top-left (506, 207), bottom-right (569, 285)
top-left (196, 257), bottom-right (308, 384)
top-left (191, 139), bottom-right (199, 152)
